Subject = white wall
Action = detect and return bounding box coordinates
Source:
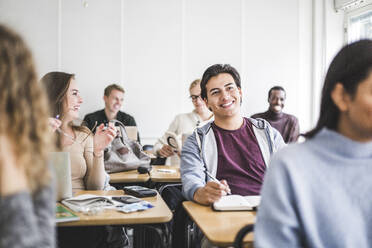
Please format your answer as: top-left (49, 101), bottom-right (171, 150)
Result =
top-left (0, 0), bottom-right (345, 144)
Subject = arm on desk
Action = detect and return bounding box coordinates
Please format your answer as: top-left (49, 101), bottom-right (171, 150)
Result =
top-left (180, 132), bottom-right (206, 201)
top-left (193, 181), bottom-right (229, 205)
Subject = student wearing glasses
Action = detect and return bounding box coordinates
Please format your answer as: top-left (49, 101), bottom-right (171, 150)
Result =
top-left (153, 79), bottom-right (213, 165)
top-left (255, 40), bottom-right (372, 247)
top-left (0, 25), bottom-right (55, 247)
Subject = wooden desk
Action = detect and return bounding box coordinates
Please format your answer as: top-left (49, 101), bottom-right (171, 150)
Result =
top-left (150, 165), bottom-right (181, 183)
top-left (183, 201), bottom-right (255, 247)
top-left (109, 170), bottom-right (150, 183)
top-left (58, 190), bottom-right (172, 227)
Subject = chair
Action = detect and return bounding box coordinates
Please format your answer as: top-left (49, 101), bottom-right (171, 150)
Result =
top-left (233, 224), bottom-right (254, 248)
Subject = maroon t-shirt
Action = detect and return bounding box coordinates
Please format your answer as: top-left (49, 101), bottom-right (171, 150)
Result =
top-left (212, 118), bottom-right (266, 195)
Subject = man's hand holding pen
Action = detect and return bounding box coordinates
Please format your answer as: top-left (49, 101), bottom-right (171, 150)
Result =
top-left (193, 175), bottom-right (231, 205)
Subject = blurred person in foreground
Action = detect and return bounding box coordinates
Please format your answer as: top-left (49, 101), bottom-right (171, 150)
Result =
top-left (255, 39), bottom-right (372, 248)
top-left (0, 24), bottom-right (56, 247)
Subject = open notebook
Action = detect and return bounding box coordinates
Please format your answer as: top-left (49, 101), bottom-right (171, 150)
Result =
top-left (212, 195), bottom-right (261, 211)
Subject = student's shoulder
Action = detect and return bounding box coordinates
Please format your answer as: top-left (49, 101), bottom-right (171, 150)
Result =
top-left (283, 112), bottom-right (299, 123)
top-left (117, 111), bottom-right (137, 125)
top-left (117, 111), bottom-right (133, 119)
top-left (173, 112), bottom-right (194, 121)
top-left (270, 140), bottom-right (314, 169)
top-left (251, 112), bottom-right (266, 119)
top-left (84, 109), bottom-right (104, 119)
top-left (246, 117), bottom-right (270, 130)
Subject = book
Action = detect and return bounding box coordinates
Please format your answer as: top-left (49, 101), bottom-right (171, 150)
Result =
top-left (212, 195), bottom-right (261, 211)
top-left (61, 194), bottom-right (115, 212)
top-left (61, 194), bottom-right (154, 214)
top-left (56, 205), bottom-right (80, 223)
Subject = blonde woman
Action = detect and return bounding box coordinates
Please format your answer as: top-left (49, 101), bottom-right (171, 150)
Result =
top-left (0, 25), bottom-right (55, 247)
top-left (154, 79), bottom-right (213, 165)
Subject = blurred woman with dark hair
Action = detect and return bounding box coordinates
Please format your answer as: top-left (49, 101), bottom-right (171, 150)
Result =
top-left (255, 40), bottom-right (372, 247)
top-left (0, 25), bottom-right (56, 247)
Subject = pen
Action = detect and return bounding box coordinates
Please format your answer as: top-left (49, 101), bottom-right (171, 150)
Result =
top-left (204, 170), bottom-right (231, 195)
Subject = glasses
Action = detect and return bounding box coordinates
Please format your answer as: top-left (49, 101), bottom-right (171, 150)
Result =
top-left (190, 95), bottom-right (201, 101)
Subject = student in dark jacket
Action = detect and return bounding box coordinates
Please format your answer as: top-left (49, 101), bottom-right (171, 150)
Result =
top-left (84, 84), bottom-right (141, 142)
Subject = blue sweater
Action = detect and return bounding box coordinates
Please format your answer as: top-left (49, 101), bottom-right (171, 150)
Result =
top-left (255, 128), bottom-right (372, 248)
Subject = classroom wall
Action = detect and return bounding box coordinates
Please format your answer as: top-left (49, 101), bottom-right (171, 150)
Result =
top-left (0, 0), bottom-right (344, 145)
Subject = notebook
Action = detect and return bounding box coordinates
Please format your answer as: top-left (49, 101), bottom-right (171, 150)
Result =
top-left (50, 152), bottom-right (72, 202)
top-left (56, 205), bottom-right (79, 223)
top-left (212, 195), bottom-right (261, 211)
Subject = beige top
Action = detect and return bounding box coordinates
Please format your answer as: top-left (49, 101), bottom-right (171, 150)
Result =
top-left (63, 130), bottom-right (105, 192)
top-left (154, 111), bottom-right (212, 165)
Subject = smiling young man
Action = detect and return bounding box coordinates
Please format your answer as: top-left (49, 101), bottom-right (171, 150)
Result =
top-left (83, 84), bottom-right (140, 142)
top-left (180, 64), bottom-right (285, 205)
top-left (251, 86), bottom-right (300, 143)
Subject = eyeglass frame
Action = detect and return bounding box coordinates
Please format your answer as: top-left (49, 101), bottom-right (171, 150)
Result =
top-left (189, 95), bottom-right (202, 101)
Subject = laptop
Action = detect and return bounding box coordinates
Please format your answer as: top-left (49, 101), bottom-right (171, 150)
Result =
top-left (49, 152), bottom-right (72, 201)
top-left (124, 126), bottom-right (138, 141)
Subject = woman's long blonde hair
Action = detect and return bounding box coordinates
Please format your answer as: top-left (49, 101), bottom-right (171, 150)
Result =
top-left (0, 25), bottom-right (55, 192)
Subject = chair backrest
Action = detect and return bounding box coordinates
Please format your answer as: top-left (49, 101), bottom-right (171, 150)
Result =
top-left (233, 224), bottom-right (254, 248)
top-left (49, 152), bottom-right (72, 201)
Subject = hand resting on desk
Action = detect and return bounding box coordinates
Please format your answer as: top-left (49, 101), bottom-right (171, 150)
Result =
top-left (193, 180), bottom-right (230, 205)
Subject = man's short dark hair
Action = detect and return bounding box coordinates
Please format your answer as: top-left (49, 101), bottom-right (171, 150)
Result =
top-left (104, 84), bottom-right (125, 97)
top-left (200, 64), bottom-right (241, 100)
top-left (268, 86), bottom-right (286, 99)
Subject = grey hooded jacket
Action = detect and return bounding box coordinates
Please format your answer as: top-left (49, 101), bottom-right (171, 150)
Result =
top-left (180, 117), bottom-right (285, 201)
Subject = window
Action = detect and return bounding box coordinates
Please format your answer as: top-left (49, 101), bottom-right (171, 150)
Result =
top-left (346, 5), bottom-right (372, 43)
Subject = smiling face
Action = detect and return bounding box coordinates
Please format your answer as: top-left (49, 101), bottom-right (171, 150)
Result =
top-left (62, 78), bottom-right (82, 121)
top-left (204, 73), bottom-right (242, 120)
top-left (268, 89), bottom-right (286, 113)
top-left (104, 89), bottom-right (124, 115)
top-left (190, 83), bottom-right (208, 113)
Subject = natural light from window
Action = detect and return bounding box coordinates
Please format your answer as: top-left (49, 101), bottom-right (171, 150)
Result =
top-left (347, 9), bottom-right (372, 43)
